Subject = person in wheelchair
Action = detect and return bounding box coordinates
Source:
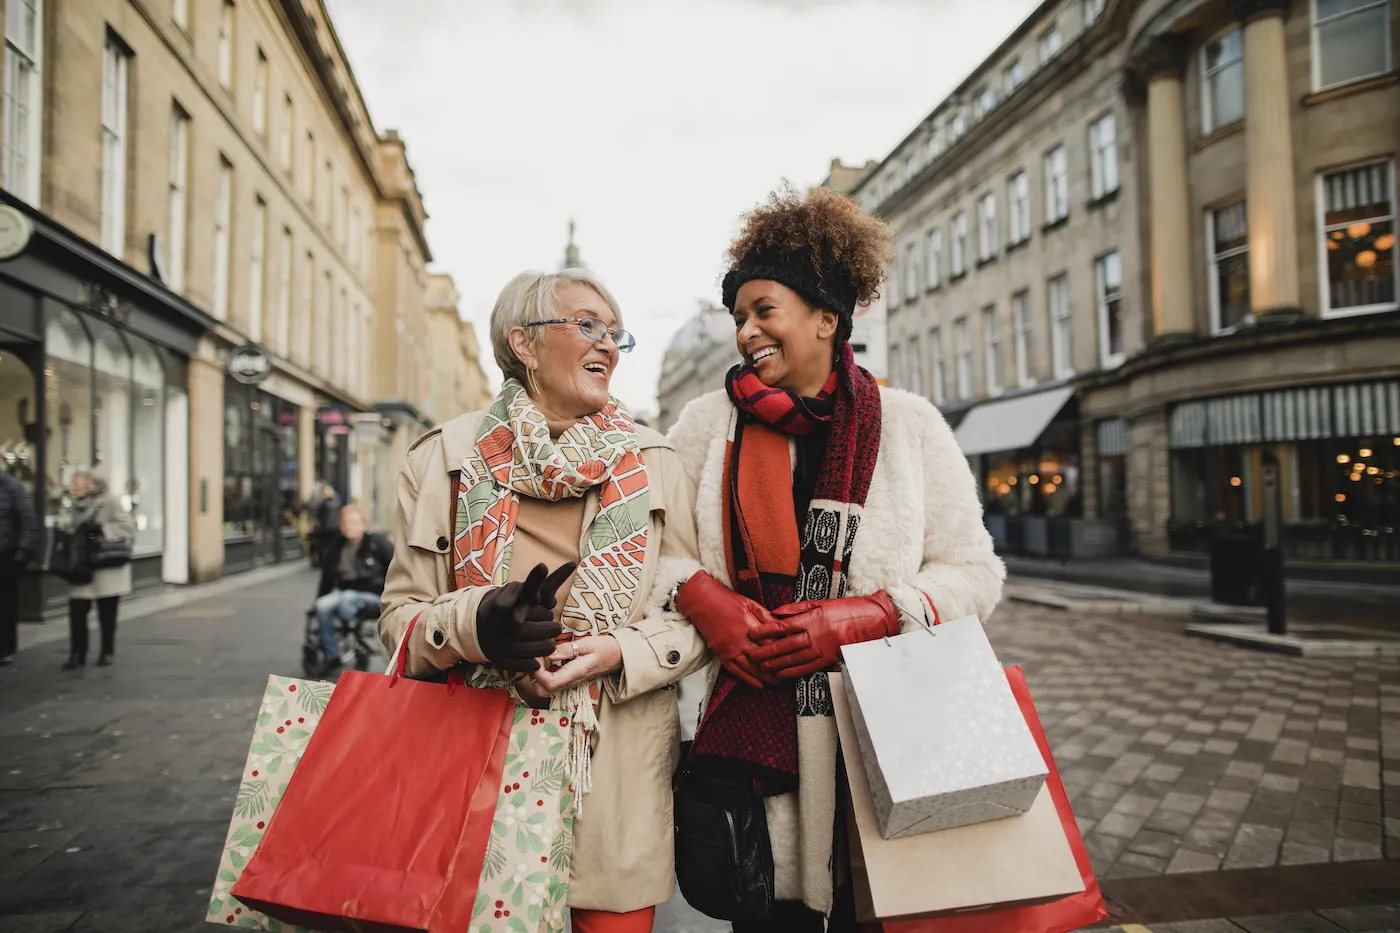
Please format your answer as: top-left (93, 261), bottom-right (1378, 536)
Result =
top-left (311, 503), bottom-right (392, 675)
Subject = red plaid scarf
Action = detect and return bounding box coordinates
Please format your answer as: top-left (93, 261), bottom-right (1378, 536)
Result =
top-left (693, 342), bottom-right (882, 792)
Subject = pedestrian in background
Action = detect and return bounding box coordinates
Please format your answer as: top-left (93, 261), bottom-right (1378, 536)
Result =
top-left (306, 482), bottom-right (342, 569)
top-left (0, 467), bottom-right (37, 666)
top-left (668, 186), bottom-right (1005, 932)
top-left (379, 267), bottom-right (707, 933)
top-left (64, 472), bottom-right (135, 670)
top-left (311, 503), bottom-right (392, 675)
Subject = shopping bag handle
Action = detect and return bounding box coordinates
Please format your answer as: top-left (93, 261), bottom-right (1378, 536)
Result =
top-left (386, 612), bottom-right (465, 695)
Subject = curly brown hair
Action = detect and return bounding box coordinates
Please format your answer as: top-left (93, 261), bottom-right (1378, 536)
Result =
top-left (727, 184), bottom-right (893, 306)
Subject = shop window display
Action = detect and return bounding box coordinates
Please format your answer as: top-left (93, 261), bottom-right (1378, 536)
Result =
top-left (0, 349), bottom-right (38, 498)
top-left (130, 338), bottom-right (165, 554)
top-left (91, 322), bottom-right (132, 510)
top-left (43, 309), bottom-right (93, 524)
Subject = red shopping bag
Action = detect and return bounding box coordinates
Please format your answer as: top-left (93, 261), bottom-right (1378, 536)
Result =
top-left (233, 635), bottom-right (514, 933)
top-left (879, 665), bottom-right (1108, 933)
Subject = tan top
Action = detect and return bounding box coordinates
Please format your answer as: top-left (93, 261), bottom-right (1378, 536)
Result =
top-left (509, 496), bottom-right (585, 622)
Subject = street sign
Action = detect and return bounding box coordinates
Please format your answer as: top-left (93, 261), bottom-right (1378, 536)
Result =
top-left (227, 342), bottom-right (273, 385)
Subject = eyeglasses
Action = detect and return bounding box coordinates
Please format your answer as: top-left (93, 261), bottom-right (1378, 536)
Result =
top-left (523, 317), bottom-right (636, 353)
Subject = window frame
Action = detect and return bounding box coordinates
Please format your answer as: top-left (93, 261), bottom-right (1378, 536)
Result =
top-left (1310, 0), bottom-right (1392, 91)
top-left (1049, 273), bottom-right (1073, 379)
top-left (903, 238), bottom-right (919, 300)
top-left (1039, 25), bottom-right (1062, 63)
top-left (248, 195), bottom-right (266, 341)
top-left (1005, 58), bottom-right (1025, 95)
top-left (167, 104), bottom-right (189, 291)
top-left (3, 0), bottom-right (44, 206)
top-left (1009, 171), bottom-right (1030, 244)
top-left (1044, 145), bottom-right (1069, 224)
top-left (930, 327), bottom-right (946, 405)
top-left (1206, 201), bottom-right (1252, 334)
top-left (279, 94), bottom-right (294, 173)
top-left (276, 226), bottom-right (293, 353)
top-left (252, 46), bottom-right (268, 136)
top-left (954, 316), bottom-right (973, 400)
top-left (1089, 114), bottom-right (1119, 200)
top-left (1096, 251), bottom-right (1126, 369)
top-left (1201, 27), bottom-right (1245, 134)
top-left (100, 33), bottom-right (131, 258)
top-left (1012, 289), bottom-right (1034, 388)
top-left (952, 211), bottom-right (968, 276)
top-left (218, 0), bottom-right (235, 90)
top-left (926, 226), bottom-right (943, 290)
top-left (983, 304), bottom-right (1003, 397)
top-left (978, 192), bottom-right (998, 261)
top-left (1315, 159), bottom-right (1398, 319)
top-left (908, 333), bottom-right (924, 397)
top-left (212, 156), bottom-right (233, 320)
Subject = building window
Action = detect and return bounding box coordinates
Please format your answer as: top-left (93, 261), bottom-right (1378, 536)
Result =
top-left (1049, 273), bottom-right (1073, 378)
top-left (304, 130), bottom-right (315, 203)
top-left (1312, 0), bottom-right (1391, 90)
top-left (252, 46), bottom-right (268, 136)
top-left (888, 251), bottom-right (901, 306)
top-left (1096, 251), bottom-right (1125, 368)
top-left (983, 305), bottom-right (1002, 396)
top-left (975, 86), bottom-right (998, 118)
top-left (3, 0), bottom-right (43, 205)
top-left (129, 336), bottom-right (165, 554)
top-left (1012, 289), bottom-right (1033, 388)
top-left (926, 227), bottom-right (942, 290)
top-left (212, 157), bottom-right (232, 320)
top-left (930, 327), bottom-right (946, 405)
top-left (322, 158), bottom-right (332, 224)
top-left (280, 94), bottom-right (294, 173)
top-left (952, 212), bottom-right (968, 276)
top-left (166, 105), bottom-right (189, 292)
top-left (1039, 25), bottom-right (1062, 62)
top-left (1089, 115), bottom-right (1118, 200)
top-left (951, 112), bottom-right (968, 139)
top-left (91, 324), bottom-right (132, 521)
top-left (1208, 201), bottom-right (1251, 332)
top-left (318, 268), bottom-right (332, 375)
top-left (954, 317), bottom-right (973, 400)
top-left (908, 334), bottom-right (924, 397)
top-left (339, 184), bottom-right (349, 248)
top-left (1202, 28), bottom-right (1244, 133)
top-left (218, 0), bottom-right (234, 89)
top-left (888, 340), bottom-right (903, 390)
top-left (1009, 171), bottom-right (1030, 244)
top-left (43, 310), bottom-right (93, 512)
top-left (100, 34), bottom-right (130, 258)
top-left (248, 196), bottom-right (266, 341)
top-left (299, 251), bottom-right (315, 364)
top-left (978, 192), bottom-right (998, 260)
top-left (903, 239), bottom-right (919, 299)
top-left (1085, 0), bottom-right (1105, 22)
top-left (172, 0), bottom-right (188, 29)
top-left (1044, 145), bottom-right (1068, 223)
top-left (1005, 59), bottom-right (1025, 95)
top-left (276, 226), bottom-right (292, 353)
top-left (1318, 161), bottom-right (1396, 316)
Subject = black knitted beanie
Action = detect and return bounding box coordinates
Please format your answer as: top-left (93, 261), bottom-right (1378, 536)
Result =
top-left (721, 244), bottom-right (859, 342)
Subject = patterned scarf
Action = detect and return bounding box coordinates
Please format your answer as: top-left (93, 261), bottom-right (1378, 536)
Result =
top-left (453, 378), bottom-right (650, 807)
top-left (692, 342), bottom-right (882, 793)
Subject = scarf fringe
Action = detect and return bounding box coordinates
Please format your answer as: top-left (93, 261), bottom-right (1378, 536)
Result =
top-left (553, 682), bottom-right (599, 816)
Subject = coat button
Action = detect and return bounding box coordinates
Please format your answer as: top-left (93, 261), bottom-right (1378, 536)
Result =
top-left (433, 630), bottom-right (445, 647)
top-left (436, 536), bottom-right (449, 551)
top-left (666, 650), bottom-right (681, 665)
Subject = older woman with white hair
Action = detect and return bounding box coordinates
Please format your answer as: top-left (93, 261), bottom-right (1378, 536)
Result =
top-left (379, 268), bottom-right (708, 933)
top-left (64, 471), bottom-right (135, 670)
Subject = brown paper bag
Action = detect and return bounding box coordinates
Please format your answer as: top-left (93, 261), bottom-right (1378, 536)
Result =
top-left (832, 673), bottom-right (1084, 922)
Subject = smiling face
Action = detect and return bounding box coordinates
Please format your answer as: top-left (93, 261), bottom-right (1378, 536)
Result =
top-left (510, 281), bottom-right (620, 422)
top-left (732, 280), bottom-right (839, 397)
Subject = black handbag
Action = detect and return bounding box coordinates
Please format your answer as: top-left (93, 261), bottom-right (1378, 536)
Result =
top-left (88, 527), bottom-right (132, 569)
top-left (50, 527), bottom-right (94, 585)
top-left (673, 740), bottom-right (775, 922)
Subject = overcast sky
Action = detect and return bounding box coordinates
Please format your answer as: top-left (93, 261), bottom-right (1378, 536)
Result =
top-left (325, 0), bottom-right (1040, 414)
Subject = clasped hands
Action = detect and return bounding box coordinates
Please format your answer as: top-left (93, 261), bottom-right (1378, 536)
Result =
top-left (675, 571), bottom-right (899, 689)
top-left (475, 561), bottom-right (622, 706)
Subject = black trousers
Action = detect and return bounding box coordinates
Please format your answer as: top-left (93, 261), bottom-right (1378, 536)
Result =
top-left (0, 550), bottom-right (17, 658)
top-left (68, 596), bottom-right (119, 659)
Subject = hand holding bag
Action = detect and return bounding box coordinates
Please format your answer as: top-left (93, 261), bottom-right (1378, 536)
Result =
top-left (88, 524), bottom-right (132, 569)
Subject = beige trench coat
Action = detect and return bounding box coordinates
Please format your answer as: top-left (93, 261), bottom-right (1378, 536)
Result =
top-left (378, 410), bottom-right (710, 912)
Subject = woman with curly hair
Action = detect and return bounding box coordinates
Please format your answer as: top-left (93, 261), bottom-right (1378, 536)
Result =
top-left (668, 187), bottom-right (1006, 931)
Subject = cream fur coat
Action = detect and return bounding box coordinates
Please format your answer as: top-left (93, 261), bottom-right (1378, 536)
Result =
top-left (668, 385), bottom-right (1006, 913)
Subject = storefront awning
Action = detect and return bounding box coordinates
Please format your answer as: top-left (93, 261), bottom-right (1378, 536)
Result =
top-left (953, 386), bottom-right (1075, 458)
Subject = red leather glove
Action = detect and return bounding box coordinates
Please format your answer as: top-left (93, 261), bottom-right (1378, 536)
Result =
top-left (675, 571), bottom-right (779, 689)
top-left (748, 591), bottom-right (900, 680)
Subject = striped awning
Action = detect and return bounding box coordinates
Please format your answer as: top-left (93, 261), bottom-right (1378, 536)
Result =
top-left (1170, 379), bottom-right (1400, 448)
top-left (1096, 418), bottom-right (1127, 456)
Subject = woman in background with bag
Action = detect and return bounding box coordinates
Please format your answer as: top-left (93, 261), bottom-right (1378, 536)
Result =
top-left (379, 267), bottom-right (708, 933)
top-left (63, 471), bottom-right (134, 670)
top-left (667, 187), bottom-right (1005, 932)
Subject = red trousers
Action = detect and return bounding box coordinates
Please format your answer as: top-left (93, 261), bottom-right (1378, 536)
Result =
top-left (571, 905), bottom-right (656, 933)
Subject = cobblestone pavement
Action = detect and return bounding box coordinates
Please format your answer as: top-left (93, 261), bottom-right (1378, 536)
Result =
top-left (0, 571), bottom-right (1396, 932)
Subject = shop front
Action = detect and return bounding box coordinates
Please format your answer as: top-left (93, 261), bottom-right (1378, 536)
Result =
top-left (0, 194), bottom-right (209, 619)
top-left (954, 385), bottom-right (1127, 558)
top-left (221, 371), bottom-right (304, 575)
top-left (1167, 380), bottom-right (1400, 563)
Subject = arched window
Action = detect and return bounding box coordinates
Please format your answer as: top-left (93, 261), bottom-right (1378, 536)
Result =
top-left (91, 322), bottom-right (133, 509)
top-left (130, 336), bottom-right (166, 554)
top-left (44, 308), bottom-right (92, 520)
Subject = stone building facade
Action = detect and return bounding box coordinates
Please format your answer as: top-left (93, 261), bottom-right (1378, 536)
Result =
top-left (855, 0), bottom-right (1398, 565)
top-left (0, 0), bottom-right (488, 617)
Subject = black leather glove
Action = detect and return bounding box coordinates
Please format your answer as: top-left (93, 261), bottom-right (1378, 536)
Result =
top-left (475, 561), bottom-right (575, 673)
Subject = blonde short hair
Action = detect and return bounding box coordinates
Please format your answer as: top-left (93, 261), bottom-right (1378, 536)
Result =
top-left (489, 269), bottom-right (623, 385)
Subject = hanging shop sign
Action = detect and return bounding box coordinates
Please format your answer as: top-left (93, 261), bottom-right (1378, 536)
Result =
top-left (228, 343), bottom-right (274, 385)
top-left (0, 205), bottom-right (33, 261)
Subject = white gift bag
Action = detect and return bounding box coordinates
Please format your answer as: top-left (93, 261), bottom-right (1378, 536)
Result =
top-left (839, 615), bottom-right (1047, 839)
